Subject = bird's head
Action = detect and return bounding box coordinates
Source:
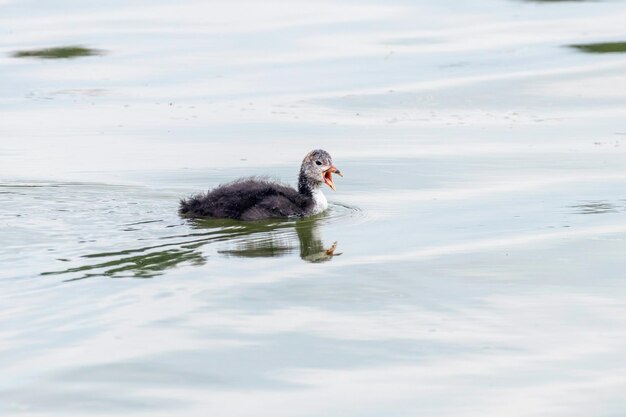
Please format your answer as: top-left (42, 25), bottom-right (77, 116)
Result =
top-left (300, 149), bottom-right (343, 191)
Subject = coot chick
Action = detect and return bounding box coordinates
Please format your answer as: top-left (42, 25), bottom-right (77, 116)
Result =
top-left (179, 149), bottom-right (342, 220)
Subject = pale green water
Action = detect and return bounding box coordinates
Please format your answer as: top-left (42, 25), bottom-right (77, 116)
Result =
top-left (2, 0), bottom-right (626, 416)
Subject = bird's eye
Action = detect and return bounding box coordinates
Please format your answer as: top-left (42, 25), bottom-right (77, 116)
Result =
top-left (315, 160), bottom-right (322, 166)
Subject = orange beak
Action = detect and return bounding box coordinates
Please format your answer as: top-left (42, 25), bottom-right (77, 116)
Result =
top-left (323, 165), bottom-right (342, 191)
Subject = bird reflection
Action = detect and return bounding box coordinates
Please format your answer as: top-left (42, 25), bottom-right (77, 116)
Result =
top-left (42, 215), bottom-right (340, 281)
top-left (214, 216), bottom-right (340, 263)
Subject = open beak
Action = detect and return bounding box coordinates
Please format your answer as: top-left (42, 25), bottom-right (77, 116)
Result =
top-left (323, 165), bottom-right (343, 191)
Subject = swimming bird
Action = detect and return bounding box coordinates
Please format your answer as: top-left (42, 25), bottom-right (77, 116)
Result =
top-left (179, 149), bottom-right (342, 220)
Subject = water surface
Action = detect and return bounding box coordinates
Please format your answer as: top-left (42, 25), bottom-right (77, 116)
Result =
top-left (2, 0), bottom-right (626, 416)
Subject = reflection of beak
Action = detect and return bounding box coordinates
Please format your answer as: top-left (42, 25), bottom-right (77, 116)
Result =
top-left (323, 165), bottom-right (342, 191)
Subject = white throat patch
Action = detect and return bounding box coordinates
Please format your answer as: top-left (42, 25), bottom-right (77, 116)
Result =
top-left (310, 188), bottom-right (328, 214)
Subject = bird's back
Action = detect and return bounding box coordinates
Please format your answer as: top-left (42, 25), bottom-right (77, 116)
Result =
top-left (179, 177), bottom-right (313, 220)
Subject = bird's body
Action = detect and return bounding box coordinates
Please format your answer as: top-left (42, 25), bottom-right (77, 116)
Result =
top-left (179, 177), bottom-right (324, 220)
top-left (179, 150), bottom-right (341, 220)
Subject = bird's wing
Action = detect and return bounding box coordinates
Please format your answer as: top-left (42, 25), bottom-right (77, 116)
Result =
top-left (240, 194), bottom-right (305, 220)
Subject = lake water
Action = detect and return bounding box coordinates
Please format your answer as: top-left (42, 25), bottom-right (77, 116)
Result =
top-left (2, 0), bottom-right (626, 415)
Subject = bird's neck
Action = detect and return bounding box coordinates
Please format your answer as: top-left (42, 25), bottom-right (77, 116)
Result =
top-left (298, 171), bottom-right (316, 196)
top-left (298, 172), bottom-right (328, 214)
